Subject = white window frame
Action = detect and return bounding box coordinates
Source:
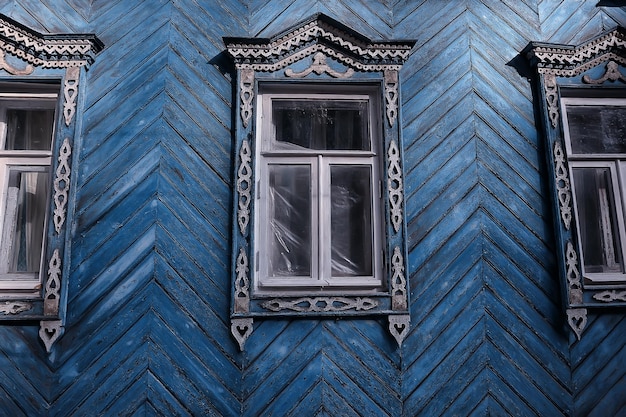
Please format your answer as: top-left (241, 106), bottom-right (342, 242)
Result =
top-left (254, 86), bottom-right (384, 293)
top-left (0, 92), bottom-right (57, 298)
top-left (561, 97), bottom-right (626, 284)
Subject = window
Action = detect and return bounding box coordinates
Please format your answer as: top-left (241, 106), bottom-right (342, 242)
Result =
top-left (527, 25), bottom-right (626, 339)
top-left (562, 97), bottom-right (626, 284)
top-left (225, 13), bottom-right (415, 350)
top-left (0, 84), bottom-right (58, 298)
top-left (255, 86), bottom-right (383, 292)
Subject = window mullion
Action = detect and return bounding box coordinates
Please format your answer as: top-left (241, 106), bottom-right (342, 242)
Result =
top-left (317, 154), bottom-right (328, 284)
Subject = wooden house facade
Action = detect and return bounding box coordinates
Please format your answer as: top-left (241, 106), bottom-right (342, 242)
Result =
top-left (0, 1), bottom-right (625, 416)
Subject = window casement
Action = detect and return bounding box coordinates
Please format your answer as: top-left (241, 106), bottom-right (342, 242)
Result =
top-left (255, 87), bottom-right (383, 292)
top-left (0, 88), bottom-right (57, 296)
top-left (527, 26), bottom-right (626, 339)
top-left (224, 14), bottom-right (415, 350)
top-left (562, 97), bottom-right (626, 283)
top-left (0, 13), bottom-right (102, 352)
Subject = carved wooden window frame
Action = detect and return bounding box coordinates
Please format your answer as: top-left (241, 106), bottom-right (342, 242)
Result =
top-left (225, 14), bottom-right (415, 350)
top-left (527, 26), bottom-right (626, 340)
top-left (0, 13), bottom-right (102, 352)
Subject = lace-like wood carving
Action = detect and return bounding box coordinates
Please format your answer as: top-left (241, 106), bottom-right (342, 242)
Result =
top-left (63, 67), bottom-right (79, 126)
top-left (262, 297), bottom-right (378, 312)
top-left (53, 138), bottom-right (71, 234)
top-left (388, 140), bottom-right (403, 233)
top-left (554, 141), bottom-right (572, 230)
top-left (43, 249), bottom-right (61, 315)
top-left (234, 248), bottom-right (250, 313)
top-left (237, 140), bottom-right (252, 235)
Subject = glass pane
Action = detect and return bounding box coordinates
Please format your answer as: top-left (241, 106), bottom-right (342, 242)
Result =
top-left (4, 170), bottom-right (49, 273)
top-left (573, 167), bottom-right (623, 273)
top-left (268, 165), bottom-right (312, 277)
top-left (272, 100), bottom-right (369, 151)
top-left (567, 105), bottom-right (626, 154)
top-left (330, 165), bottom-right (373, 277)
top-left (5, 109), bottom-right (55, 151)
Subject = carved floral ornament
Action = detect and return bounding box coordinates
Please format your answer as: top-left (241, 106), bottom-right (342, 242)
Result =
top-left (527, 26), bottom-right (626, 340)
top-left (0, 13), bottom-right (102, 353)
top-left (226, 15), bottom-right (414, 351)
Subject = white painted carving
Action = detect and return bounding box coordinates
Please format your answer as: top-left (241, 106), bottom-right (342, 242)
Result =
top-left (544, 72), bottom-right (559, 128)
top-left (0, 49), bottom-right (33, 75)
top-left (388, 140), bottom-right (403, 234)
top-left (237, 140), bottom-right (252, 235)
top-left (554, 141), bottom-right (572, 230)
top-left (39, 320), bottom-right (63, 353)
top-left (231, 317), bottom-right (253, 351)
top-left (63, 67), bottom-right (80, 126)
top-left (583, 60), bottom-right (626, 84)
top-left (0, 301), bottom-right (32, 315)
top-left (388, 315), bottom-right (410, 347)
top-left (0, 15), bottom-right (100, 68)
top-left (529, 28), bottom-right (626, 77)
top-left (566, 241), bottom-right (583, 305)
top-left (44, 249), bottom-right (61, 315)
top-left (566, 308), bottom-right (587, 341)
top-left (391, 247), bottom-right (407, 310)
top-left (262, 297), bottom-right (378, 312)
top-left (53, 138), bottom-right (72, 234)
top-left (385, 70), bottom-right (398, 127)
top-left (234, 248), bottom-right (250, 313)
top-left (226, 18), bottom-right (413, 73)
top-left (240, 69), bottom-right (254, 128)
top-left (285, 52), bottom-right (354, 78)
top-left (593, 290), bottom-right (626, 302)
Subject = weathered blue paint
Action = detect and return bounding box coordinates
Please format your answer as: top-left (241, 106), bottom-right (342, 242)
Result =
top-left (0, 1), bottom-right (625, 416)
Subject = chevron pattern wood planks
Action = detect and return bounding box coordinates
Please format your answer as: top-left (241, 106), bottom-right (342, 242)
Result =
top-left (0, 1), bottom-right (625, 416)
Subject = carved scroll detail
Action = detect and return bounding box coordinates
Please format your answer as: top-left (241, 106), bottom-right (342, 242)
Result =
top-left (566, 308), bottom-right (587, 341)
top-left (593, 290), bottom-right (626, 302)
top-left (231, 317), bottom-right (253, 351)
top-left (39, 320), bottom-right (63, 353)
top-left (53, 138), bottom-right (72, 234)
top-left (261, 297), bottom-right (378, 313)
top-left (544, 72), bottom-right (559, 128)
top-left (240, 69), bottom-right (254, 128)
top-left (0, 50), bottom-right (33, 75)
top-left (387, 140), bottom-right (403, 233)
top-left (0, 301), bottom-right (32, 315)
top-left (43, 249), bottom-right (61, 315)
top-left (388, 315), bottom-right (410, 347)
top-left (385, 70), bottom-right (398, 127)
top-left (554, 141), bottom-right (572, 230)
top-left (237, 140), bottom-right (252, 235)
top-left (391, 247), bottom-right (407, 310)
top-left (63, 67), bottom-right (80, 126)
top-left (234, 248), bottom-right (250, 313)
top-left (285, 52), bottom-right (354, 78)
top-left (566, 241), bottom-right (583, 305)
top-left (583, 60), bottom-right (626, 84)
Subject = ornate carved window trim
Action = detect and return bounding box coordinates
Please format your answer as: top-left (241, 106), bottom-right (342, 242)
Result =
top-left (225, 14), bottom-right (415, 350)
top-left (526, 26), bottom-right (626, 339)
top-left (0, 13), bottom-right (102, 352)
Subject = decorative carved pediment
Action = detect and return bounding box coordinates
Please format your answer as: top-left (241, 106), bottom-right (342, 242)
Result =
top-left (527, 27), bottom-right (626, 76)
top-left (224, 13), bottom-right (415, 73)
top-left (0, 13), bottom-right (103, 70)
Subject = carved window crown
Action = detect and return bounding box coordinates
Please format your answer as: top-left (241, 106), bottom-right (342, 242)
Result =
top-left (224, 14), bottom-right (415, 351)
top-left (527, 26), bottom-right (626, 340)
top-left (0, 13), bottom-right (101, 353)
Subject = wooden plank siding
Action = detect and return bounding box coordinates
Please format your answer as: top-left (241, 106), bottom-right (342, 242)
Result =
top-left (0, 1), bottom-right (624, 416)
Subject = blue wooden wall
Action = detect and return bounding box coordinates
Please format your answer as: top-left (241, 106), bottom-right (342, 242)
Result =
top-left (0, 1), bottom-right (625, 416)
